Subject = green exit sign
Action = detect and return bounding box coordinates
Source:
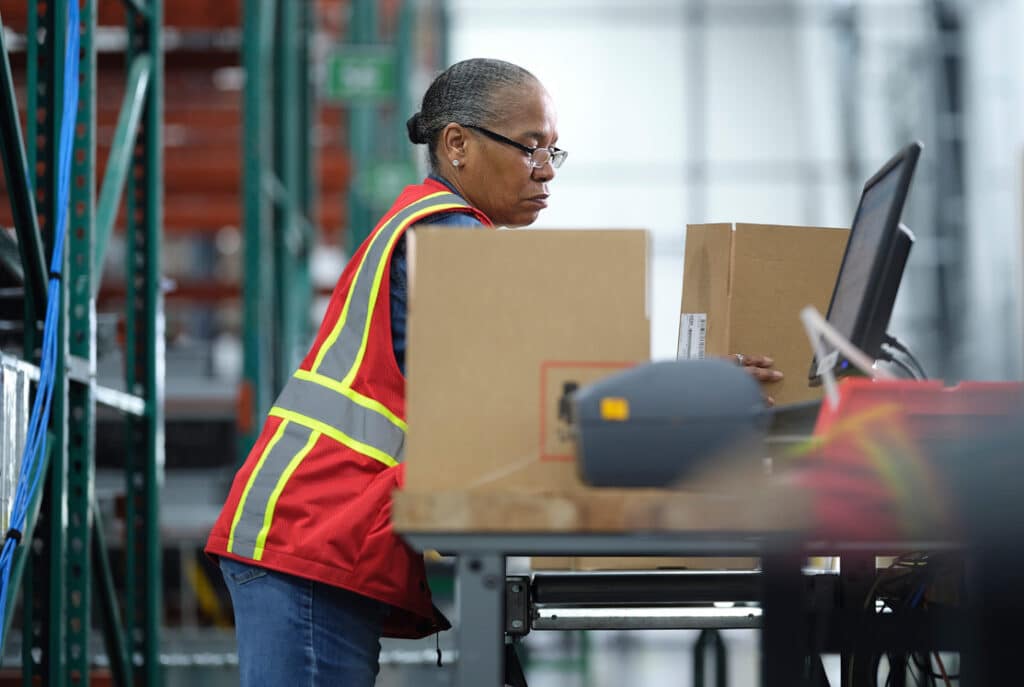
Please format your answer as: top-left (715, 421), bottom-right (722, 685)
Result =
top-left (324, 47), bottom-right (397, 102)
top-left (359, 161), bottom-right (418, 209)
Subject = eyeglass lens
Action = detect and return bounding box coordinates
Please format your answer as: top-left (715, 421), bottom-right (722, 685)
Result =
top-left (531, 148), bottom-right (566, 169)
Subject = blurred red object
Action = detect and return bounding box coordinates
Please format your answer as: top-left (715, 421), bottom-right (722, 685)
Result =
top-left (814, 379), bottom-right (1024, 438)
top-left (786, 379), bottom-right (1024, 540)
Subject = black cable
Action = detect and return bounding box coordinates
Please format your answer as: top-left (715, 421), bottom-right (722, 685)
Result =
top-left (884, 354), bottom-right (920, 380)
top-left (866, 554), bottom-right (939, 687)
top-left (896, 350), bottom-right (928, 380)
top-left (911, 652), bottom-right (947, 687)
top-left (912, 653), bottom-right (960, 682)
top-left (883, 335), bottom-right (929, 378)
top-left (876, 344), bottom-right (910, 377)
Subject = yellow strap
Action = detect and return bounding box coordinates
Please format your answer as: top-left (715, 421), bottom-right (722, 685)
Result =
top-left (253, 430), bottom-right (322, 560)
top-left (293, 368), bottom-right (407, 432)
top-left (310, 192), bottom-right (453, 374)
top-left (338, 202), bottom-right (470, 388)
top-left (226, 419), bottom-right (289, 553)
top-left (229, 197), bottom-right (469, 555)
top-left (268, 406), bottom-right (399, 468)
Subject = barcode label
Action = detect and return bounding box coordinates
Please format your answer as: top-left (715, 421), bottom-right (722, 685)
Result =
top-left (677, 313), bottom-right (707, 360)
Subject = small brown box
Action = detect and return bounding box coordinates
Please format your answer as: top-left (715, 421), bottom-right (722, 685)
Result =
top-left (679, 223), bottom-right (849, 406)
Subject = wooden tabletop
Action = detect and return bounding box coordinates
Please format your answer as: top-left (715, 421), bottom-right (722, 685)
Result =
top-left (393, 479), bottom-right (810, 535)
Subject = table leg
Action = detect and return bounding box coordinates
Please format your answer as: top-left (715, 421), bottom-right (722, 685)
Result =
top-left (762, 551), bottom-right (806, 687)
top-left (455, 552), bottom-right (506, 687)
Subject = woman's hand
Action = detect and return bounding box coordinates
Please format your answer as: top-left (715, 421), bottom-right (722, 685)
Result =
top-left (730, 353), bottom-right (783, 406)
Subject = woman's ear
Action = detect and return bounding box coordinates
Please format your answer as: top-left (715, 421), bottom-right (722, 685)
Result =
top-left (440, 123), bottom-right (468, 165)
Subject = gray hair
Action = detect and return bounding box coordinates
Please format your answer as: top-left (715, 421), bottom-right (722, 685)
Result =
top-left (406, 58), bottom-right (538, 171)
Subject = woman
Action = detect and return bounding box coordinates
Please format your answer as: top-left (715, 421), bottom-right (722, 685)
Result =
top-left (207, 57), bottom-right (780, 685)
top-left (206, 58), bottom-right (567, 686)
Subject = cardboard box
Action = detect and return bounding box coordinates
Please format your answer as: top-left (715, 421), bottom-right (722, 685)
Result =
top-left (401, 228), bottom-right (757, 570)
top-left (679, 223), bottom-right (849, 406)
top-left (404, 228), bottom-right (650, 493)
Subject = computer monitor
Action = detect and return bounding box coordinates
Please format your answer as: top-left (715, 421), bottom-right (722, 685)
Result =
top-left (809, 142), bottom-right (922, 384)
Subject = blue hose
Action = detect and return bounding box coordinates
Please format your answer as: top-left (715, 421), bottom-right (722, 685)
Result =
top-left (0, 0), bottom-right (81, 649)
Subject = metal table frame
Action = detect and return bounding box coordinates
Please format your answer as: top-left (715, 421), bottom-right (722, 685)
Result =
top-left (405, 532), bottom-right (783, 687)
top-left (404, 532), bottom-right (965, 687)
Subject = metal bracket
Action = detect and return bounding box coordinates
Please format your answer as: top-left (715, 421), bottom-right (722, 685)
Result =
top-left (504, 575), bottom-right (531, 637)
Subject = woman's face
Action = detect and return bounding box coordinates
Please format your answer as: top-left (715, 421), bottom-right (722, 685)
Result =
top-left (443, 82), bottom-right (559, 227)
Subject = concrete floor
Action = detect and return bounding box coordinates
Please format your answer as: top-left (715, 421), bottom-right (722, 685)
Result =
top-left (370, 629), bottom-right (850, 687)
top-left (0, 627), bottom-right (860, 686)
top-left (153, 628), bottom-right (771, 687)
top-left (371, 629), bottom-right (774, 687)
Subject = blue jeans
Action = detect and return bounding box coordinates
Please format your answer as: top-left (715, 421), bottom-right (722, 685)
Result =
top-left (220, 558), bottom-right (389, 686)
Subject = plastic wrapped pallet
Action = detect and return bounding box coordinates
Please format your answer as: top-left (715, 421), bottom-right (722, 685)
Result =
top-left (0, 355), bottom-right (29, 533)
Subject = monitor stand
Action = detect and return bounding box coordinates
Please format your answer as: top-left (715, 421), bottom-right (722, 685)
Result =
top-left (768, 399), bottom-right (822, 439)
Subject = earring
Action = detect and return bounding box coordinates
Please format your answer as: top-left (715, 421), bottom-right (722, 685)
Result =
top-left (452, 159), bottom-right (460, 167)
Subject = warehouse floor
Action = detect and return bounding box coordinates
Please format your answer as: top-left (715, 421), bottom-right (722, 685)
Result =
top-left (158, 629), bottom-right (770, 687)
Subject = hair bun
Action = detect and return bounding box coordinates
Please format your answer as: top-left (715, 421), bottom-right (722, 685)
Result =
top-left (406, 112), bottom-right (426, 144)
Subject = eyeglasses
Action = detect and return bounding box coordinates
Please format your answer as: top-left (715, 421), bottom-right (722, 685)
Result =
top-left (463, 124), bottom-right (568, 169)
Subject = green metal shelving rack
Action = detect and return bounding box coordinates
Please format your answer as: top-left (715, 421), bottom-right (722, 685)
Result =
top-left (3, 0), bottom-right (452, 680)
top-left (238, 0), bottom-right (317, 462)
top-left (236, 0), bottom-right (440, 465)
top-left (0, 1), bottom-right (164, 685)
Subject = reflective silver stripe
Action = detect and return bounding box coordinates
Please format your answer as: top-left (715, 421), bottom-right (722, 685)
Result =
top-left (227, 192), bottom-right (472, 561)
top-left (314, 192), bottom-right (469, 383)
top-left (274, 375), bottom-right (406, 462)
top-left (229, 422), bottom-right (316, 558)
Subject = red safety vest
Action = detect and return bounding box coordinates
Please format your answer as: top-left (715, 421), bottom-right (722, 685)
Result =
top-left (206, 178), bottom-right (492, 638)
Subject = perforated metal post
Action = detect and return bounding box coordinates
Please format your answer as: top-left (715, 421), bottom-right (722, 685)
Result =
top-left (66, 2), bottom-right (97, 684)
top-left (123, 1), bottom-right (164, 684)
top-left (239, 0), bottom-right (315, 463)
top-left (239, 0), bottom-right (273, 463)
top-left (24, 1), bottom-right (70, 683)
top-left (346, 0), bottom-right (378, 251)
top-left (0, 11), bottom-right (46, 331)
top-left (272, 0), bottom-right (312, 388)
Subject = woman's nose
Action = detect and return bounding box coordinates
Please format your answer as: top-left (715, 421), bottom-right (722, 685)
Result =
top-left (533, 159), bottom-right (556, 182)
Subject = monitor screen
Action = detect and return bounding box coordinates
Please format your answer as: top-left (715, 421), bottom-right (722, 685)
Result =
top-left (809, 142), bottom-right (921, 383)
top-left (825, 160), bottom-right (904, 346)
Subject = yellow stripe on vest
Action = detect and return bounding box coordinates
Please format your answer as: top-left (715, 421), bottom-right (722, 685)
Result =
top-left (292, 369), bottom-right (407, 432)
top-left (338, 202), bottom-right (470, 389)
top-left (268, 406), bottom-right (399, 468)
top-left (309, 191), bottom-right (453, 375)
top-left (252, 429), bottom-right (322, 561)
top-left (227, 419), bottom-right (289, 554)
top-left (225, 192), bottom-right (473, 562)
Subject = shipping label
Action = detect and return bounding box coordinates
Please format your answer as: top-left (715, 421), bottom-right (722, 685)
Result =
top-left (677, 313), bottom-right (707, 360)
